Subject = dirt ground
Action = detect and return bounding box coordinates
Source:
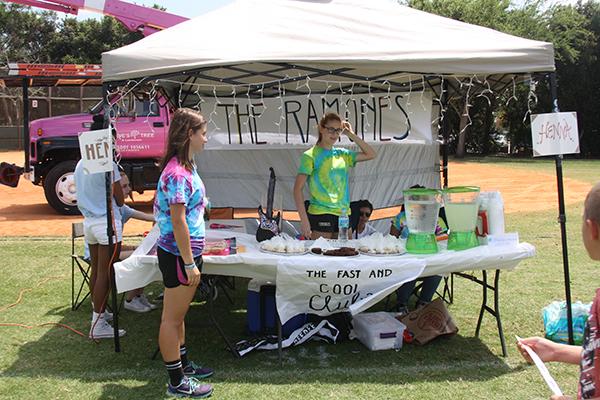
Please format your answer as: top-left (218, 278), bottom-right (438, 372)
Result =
top-left (0, 151), bottom-right (592, 237)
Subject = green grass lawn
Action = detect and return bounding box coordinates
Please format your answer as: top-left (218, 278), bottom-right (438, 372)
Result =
top-left (1, 159), bottom-right (599, 399)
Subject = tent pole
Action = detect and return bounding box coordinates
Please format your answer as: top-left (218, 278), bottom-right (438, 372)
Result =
top-left (549, 72), bottom-right (574, 345)
top-left (22, 78), bottom-right (30, 172)
top-left (103, 83), bottom-right (121, 352)
top-left (441, 79), bottom-right (449, 188)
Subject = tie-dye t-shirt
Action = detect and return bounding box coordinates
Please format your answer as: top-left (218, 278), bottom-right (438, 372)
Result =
top-left (392, 211), bottom-right (448, 238)
top-left (154, 157), bottom-right (206, 257)
top-left (298, 146), bottom-right (357, 216)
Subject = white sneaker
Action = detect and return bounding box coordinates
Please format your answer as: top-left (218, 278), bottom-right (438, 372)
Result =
top-left (92, 303), bottom-right (113, 321)
top-left (102, 310), bottom-right (113, 321)
top-left (138, 294), bottom-right (158, 310)
top-left (89, 318), bottom-right (126, 339)
top-left (124, 296), bottom-right (151, 313)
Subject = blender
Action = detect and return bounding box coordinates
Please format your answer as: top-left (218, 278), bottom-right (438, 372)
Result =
top-left (404, 188), bottom-right (442, 254)
top-left (443, 186), bottom-right (481, 250)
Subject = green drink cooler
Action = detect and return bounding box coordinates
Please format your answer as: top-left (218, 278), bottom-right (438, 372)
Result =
top-left (443, 186), bottom-right (480, 251)
top-left (403, 188), bottom-right (442, 254)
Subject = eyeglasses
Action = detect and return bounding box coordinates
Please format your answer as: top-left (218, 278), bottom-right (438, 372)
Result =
top-left (360, 212), bottom-right (371, 217)
top-left (324, 126), bottom-right (343, 134)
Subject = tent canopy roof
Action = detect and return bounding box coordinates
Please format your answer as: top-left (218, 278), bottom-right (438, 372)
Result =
top-left (102, 0), bottom-right (555, 89)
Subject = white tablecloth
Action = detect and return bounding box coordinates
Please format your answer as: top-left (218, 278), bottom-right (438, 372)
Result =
top-left (114, 228), bottom-right (536, 294)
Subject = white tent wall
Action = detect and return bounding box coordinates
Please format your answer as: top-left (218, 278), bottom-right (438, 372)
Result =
top-left (195, 141), bottom-right (439, 211)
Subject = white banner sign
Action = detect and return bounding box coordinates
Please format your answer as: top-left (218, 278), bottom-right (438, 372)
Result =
top-left (78, 128), bottom-right (113, 174)
top-left (201, 91), bottom-right (434, 147)
top-left (275, 256), bottom-right (426, 324)
top-left (531, 112), bottom-right (579, 157)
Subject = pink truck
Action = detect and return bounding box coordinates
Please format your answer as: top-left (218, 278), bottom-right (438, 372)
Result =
top-left (29, 93), bottom-right (171, 214)
top-left (3, 0), bottom-right (187, 214)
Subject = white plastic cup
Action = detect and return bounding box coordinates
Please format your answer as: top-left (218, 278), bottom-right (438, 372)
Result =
top-left (487, 191), bottom-right (505, 235)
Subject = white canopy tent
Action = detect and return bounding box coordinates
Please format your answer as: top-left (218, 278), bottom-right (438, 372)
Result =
top-left (103, 0), bottom-right (554, 81)
top-left (101, 0), bottom-right (556, 217)
top-left (103, 0), bottom-right (575, 351)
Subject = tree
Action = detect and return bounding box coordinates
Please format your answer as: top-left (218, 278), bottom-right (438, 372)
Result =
top-left (0, 4), bottom-right (142, 127)
top-left (552, 2), bottom-right (600, 156)
top-left (46, 16), bottom-right (142, 64)
top-left (405, 0), bottom-right (598, 157)
top-left (0, 3), bottom-right (59, 65)
top-left (0, 4), bottom-right (143, 66)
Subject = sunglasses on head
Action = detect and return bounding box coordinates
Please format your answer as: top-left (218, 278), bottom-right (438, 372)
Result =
top-left (360, 211), bottom-right (371, 217)
top-left (324, 126), bottom-right (343, 134)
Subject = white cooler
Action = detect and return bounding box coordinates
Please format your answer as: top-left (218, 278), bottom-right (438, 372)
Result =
top-left (352, 312), bottom-right (406, 351)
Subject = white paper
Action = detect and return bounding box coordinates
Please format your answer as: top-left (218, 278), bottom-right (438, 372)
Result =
top-left (487, 233), bottom-right (519, 247)
top-left (77, 128), bottom-right (113, 174)
top-left (531, 112), bottom-right (579, 157)
top-left (516, 336), bottom-right (563, 396)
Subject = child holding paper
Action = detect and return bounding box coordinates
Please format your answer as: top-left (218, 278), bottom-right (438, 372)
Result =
top-left (518, 182), bottom-right (600, 400)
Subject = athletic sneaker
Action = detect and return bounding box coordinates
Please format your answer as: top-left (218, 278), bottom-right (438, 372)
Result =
top-left (166, 376), bottom-right (213, 398)
top-left (89, 318), bottom-right (126, 339)
top-left (183, 361), bottom-right (214, 379)
top-left (124, 296), bottom-right (151, 313)
top-left (138, 294), bottom-right (158, 310)
top-left (91, 303), bottom-right (113, 321)
top-left (102, 310), bottom-right (113, 321)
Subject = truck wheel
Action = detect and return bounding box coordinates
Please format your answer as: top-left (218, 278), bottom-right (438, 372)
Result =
top-left (43, 160), bottom-right (80, 215)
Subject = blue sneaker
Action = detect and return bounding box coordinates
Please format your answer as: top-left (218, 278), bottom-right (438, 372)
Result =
top-left (166, 376), bottom-right (213, 398)
top-left (183, 361), bottom-right (214, 379)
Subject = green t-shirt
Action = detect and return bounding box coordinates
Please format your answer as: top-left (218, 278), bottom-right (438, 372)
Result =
top-left (298, 145), bottom-right (357, 216)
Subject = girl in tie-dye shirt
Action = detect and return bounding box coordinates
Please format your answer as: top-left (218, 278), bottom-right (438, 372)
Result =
top-left (294, 112), bottom-right (377, 240)
top-left (153, 108), bottom-right (214, 399)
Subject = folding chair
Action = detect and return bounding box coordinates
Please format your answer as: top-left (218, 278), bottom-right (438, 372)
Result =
top-left (71, 222), bottom-right (91, 310)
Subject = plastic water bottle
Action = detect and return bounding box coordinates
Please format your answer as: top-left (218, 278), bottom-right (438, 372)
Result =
top-left (338, 208), bottom-right (349, 243)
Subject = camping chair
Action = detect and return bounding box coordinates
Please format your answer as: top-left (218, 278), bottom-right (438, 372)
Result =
top-left (71, 222), bottom-right (91, 310)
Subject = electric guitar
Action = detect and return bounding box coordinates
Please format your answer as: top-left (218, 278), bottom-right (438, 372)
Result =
top-left (256, 167), bottom-right (281, 242)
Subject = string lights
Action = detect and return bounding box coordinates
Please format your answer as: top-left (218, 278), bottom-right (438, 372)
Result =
top-left (98, 71), bottom-right (540, 148)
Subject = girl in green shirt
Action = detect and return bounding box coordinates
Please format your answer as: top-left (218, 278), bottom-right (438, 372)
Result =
top-left (294, 112), bottom-right (376, 239)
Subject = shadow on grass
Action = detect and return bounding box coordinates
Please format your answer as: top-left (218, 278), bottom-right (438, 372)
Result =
top-left (3, 282), bottom-right (521, 395)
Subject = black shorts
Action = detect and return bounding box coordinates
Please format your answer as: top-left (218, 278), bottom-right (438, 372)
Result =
top-left (157, 247), bottom-right (203, 288)
top-left (308, 212), bottom-right (339, 233)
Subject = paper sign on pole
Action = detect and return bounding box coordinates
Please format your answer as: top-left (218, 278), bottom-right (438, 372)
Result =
top-left (530, 112), bottom-right (579, 157)
top-left (77, 128), bottom-right (113, 174)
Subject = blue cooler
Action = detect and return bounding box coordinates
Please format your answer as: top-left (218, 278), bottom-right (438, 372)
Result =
top-left (246, 278), bottom-right (307, 337)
